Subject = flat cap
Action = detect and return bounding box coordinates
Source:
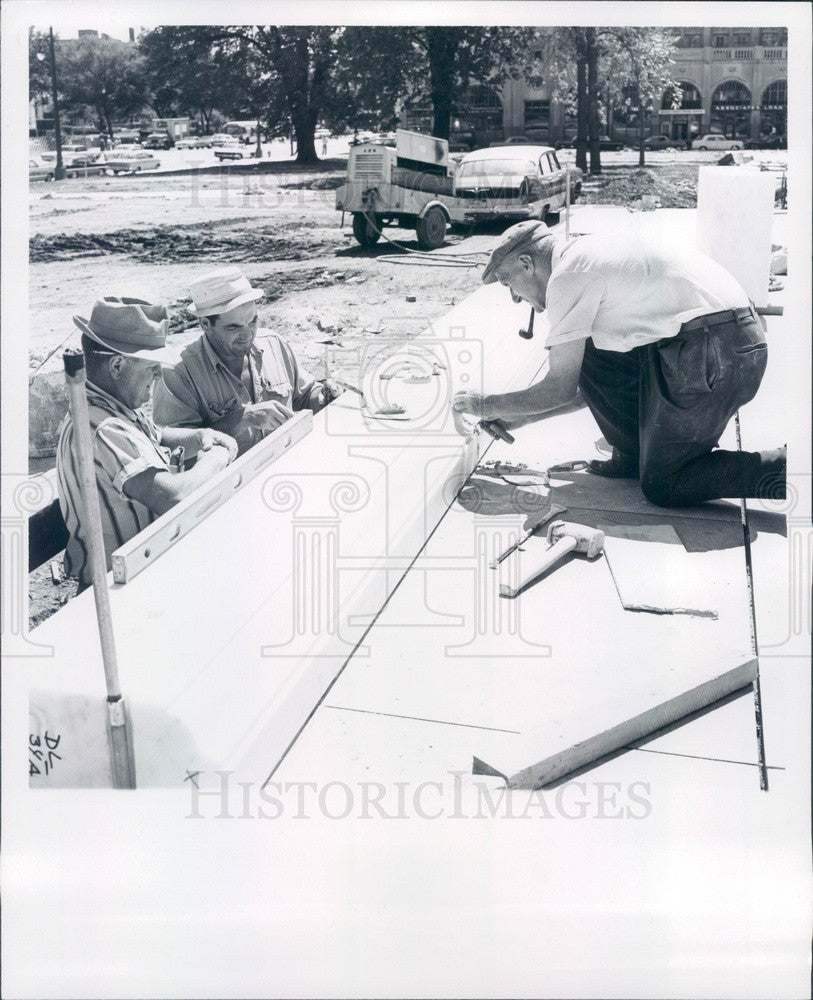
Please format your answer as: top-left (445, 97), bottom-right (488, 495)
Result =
top-left (481, 220), bottom-right (553, 284)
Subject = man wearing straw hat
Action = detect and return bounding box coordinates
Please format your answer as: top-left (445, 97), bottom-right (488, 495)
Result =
top-left (57, 297), bottom-right (238, 590)
top-left (153, 266), bottom-right (336, 455)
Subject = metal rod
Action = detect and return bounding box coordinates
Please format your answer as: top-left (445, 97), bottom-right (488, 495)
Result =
top-left (734, 409), bottom-right (769, 791)
top-left (565, 166), bottom-right (571, 241)
top-left (48, 27), bottom-right (66, 181)
top-left (63, 350), bottom-right (136, 789)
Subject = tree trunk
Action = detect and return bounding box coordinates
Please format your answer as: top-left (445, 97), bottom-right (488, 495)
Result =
top-left (426, 28), bottom-right (458, 140)
top-left (292, 106), bottom-right (318, 164)
top-left (638, 110), bottom-right (646, 167)
top-left (431, 90), bottom-right (454, 140)
top-left (587, 34), bottom-right (601, 175)
top-left (287, 33), bottom-right (319, 164)
top-left (575, 56), bottom-right (588, 172)
top-left (97, 104), bottom-right (114, 144)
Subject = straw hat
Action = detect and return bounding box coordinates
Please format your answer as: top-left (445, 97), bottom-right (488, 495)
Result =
top-left (187, 266), bottom-right (265, 317)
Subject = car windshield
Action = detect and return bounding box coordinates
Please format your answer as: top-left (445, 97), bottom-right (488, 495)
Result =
top-left (456, 158), bottom-right (535, 179)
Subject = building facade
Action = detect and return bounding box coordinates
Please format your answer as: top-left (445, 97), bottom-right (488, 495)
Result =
top-left (405, 26), bottom-right (788, 147)
top-left (659, 26), bottom-right (787, 142)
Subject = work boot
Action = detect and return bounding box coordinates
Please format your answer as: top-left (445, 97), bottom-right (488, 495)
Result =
top-left (588, 448), bottom-right (639, 479)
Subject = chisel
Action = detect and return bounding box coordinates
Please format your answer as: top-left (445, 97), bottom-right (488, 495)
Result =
top-left (489, 504), bottom-right (567, 569)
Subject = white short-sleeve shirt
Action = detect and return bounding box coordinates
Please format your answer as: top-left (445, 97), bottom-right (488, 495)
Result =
top-left (544, 234), bottom-right (751, 353)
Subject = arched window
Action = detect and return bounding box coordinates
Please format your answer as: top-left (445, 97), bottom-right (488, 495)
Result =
top-left (662, 83), bottom-right (702, 110)
top-left (711, 81), bottom-right (751, 106)
top-left (710, 81), bottom-right (751, 138)
top-left (760, 79), bottom-right (787, 138)
top-left (761, 80), bottom-right (787, 107)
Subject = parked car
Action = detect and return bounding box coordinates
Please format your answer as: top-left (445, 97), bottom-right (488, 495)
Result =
top-left (214, 142), bottom-right (248, 161)
top-left (64, 153), bottom-right (109, 177)
top-left (693, 134), bottom-right (745, 151)
top-left (29, 158), bottom-right (55, 182)
top-left (643, 135), bottom-right (688, 151)
top-left (41, 147), bottom-right (95, 162)
top-left (559, 136), bottom-right (626, 151)
top-left (208, 133), bottom-right (234, 147)
top-left (105, 150), bottom-right (161, 173)
top-left (175, 136), bottom-right (212, 149)
top-left (599, 136), bottom-right (626, 151)
top-left (500, 135), bottom-right (534, 145)
top-left (142, 132), bottom-right (174, 149)
top-left (453, 144), bottom-right (582, 223)
top-left (744, 135), bottom-right (787, 150)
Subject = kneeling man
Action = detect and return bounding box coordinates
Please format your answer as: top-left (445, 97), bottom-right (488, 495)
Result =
top-left (153, 266), bottom-right (336, 455)
top-left (454, 221), bottom-right (785, 507)
top-left (58, 297), bottom-right (237, 590)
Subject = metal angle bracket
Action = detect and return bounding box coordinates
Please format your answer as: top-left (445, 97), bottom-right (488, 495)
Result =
top-left (111, 411), bottom-right (313, 584)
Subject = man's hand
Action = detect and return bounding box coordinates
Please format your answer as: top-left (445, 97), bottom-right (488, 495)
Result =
top-left (197, 428), bottom-right (238, 462)
top-left (452, 391), bottom-right (493, 421)
top-left (206, 442), bottom-right (234, 472)
top-left (224, 401), bottom-right (295, 454)
top-left (319, 380), bottom-right (342, 407)
top-left (245, 400), bottom-right (294, 433)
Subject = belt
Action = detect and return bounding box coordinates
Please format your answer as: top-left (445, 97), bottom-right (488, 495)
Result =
top-left (681, 304), bottom-right (757, 334)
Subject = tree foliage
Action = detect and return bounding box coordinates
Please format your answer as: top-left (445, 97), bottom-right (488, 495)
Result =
top-left (334, 27), bottom-right (533, 140)
top-left (34, 23), bottom-right (680, 168)
top-left (533, 26), bottom-right (679, 173)
top-left (223, 26), bottom-right (340, 163)
top-left (605, 28), bottom-right (681, 166)
top-left (57, 36), bottom-right (148, 139)
top-left (28, 29), bottom-right (53, 106)
top-left (139, 26), bottom-right (280, 134)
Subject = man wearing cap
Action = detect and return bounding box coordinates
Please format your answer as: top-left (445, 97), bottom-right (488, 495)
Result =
top-left (57, 297), bottom-right (238, 590)
top-left (153, 266), bottom-right (336, 455)
top-left (453, 220), bottom-right (785, 507)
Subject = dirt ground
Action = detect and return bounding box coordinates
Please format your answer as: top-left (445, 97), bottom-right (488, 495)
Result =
top-left (26, 154), bottom-right (786, 626)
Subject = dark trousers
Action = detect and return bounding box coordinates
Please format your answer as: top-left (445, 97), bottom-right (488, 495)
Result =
top-left (577, 306), bottom-right (775, 507)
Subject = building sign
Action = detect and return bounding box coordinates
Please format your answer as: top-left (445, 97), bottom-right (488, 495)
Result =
top-left (714, 104), bottom-right (786, 111)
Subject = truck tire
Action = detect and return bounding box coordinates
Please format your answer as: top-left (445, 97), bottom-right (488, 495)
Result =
top-left (416, 206), bottom-right (446, 250)
top-left (352, 212), bottom-right (381, 247)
